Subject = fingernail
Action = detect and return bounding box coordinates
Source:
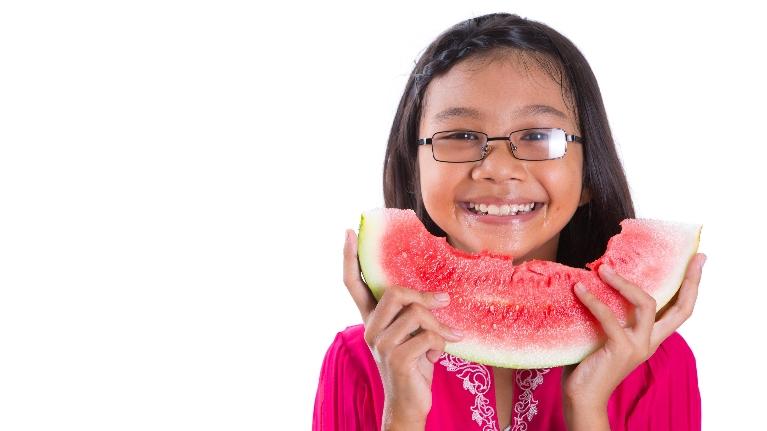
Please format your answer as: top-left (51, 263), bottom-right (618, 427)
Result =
top-left (574, 282), bottom-right (587, 294)
top-left (699, 254), bottom-right (707, 269)
top-left (600, 265), bottom-right (614, 275)
top-left (449, 327), bottom-right (464, 338)
top-left (434, 292), bottom-right (450, 303)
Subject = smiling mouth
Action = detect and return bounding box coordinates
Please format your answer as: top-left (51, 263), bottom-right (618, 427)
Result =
top-left (464, 202), bottom-right (543, 216)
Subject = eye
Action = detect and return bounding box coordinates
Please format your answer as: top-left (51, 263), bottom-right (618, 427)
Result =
top-left (443, 131), bottom-right (481, 140)
top-left (520, 131), bottom-right (550, 141)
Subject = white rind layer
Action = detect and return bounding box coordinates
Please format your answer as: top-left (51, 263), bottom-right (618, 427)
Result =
top-left (650, 222), bottom-right (702, 313)
top-left (445, 337), bottom-right (599, 369)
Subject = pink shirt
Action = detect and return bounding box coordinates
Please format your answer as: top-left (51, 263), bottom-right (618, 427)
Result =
top-left (313, 324), bottom-right (700, 430)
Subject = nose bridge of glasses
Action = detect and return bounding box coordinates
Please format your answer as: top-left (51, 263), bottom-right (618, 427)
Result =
top-left (483, 136), bottom-right (516, 159)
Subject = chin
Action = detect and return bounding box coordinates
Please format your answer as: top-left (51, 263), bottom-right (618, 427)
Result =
top-left (451, 233), bottom-right (557, 262)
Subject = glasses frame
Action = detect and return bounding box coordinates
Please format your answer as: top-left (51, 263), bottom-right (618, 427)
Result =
top-left (416, 127), bottom-right (585, 163)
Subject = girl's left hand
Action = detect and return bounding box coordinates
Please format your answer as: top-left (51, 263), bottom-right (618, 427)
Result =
top-left (561, 253), bottom-right (707, 411)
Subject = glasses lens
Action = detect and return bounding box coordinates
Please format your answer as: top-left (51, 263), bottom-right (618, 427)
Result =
top-left (511, 128), bottom-right (566, 160)
top-left (432, 131), bottom-right (486, 162)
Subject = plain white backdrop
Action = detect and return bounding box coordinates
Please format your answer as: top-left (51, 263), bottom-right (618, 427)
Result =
top-left (1, 1), bottom-right (765, 429)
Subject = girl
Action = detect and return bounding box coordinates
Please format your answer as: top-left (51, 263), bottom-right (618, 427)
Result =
top-left (314, 13), bottom-right (704, 431)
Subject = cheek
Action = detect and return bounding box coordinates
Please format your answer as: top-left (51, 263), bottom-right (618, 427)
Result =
top-left (420, 169), bottom-right (451, 210)
top-left (417, 151), bottom-right (437, 204)
top-left (545, 162), bottom-right (583, 207)
top-left (418, 151), bottom-right (461, 211)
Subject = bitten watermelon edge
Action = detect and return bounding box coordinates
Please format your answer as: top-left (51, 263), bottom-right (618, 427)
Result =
top-left (357, 208), bottom-right (701, 369)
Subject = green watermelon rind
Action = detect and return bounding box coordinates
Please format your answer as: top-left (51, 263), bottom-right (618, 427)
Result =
top-left (357, 212), bottom-right (389, 301)
top-left (357, 209), bottom-right (702, 369)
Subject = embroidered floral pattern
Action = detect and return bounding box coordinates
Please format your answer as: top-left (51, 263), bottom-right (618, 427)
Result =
top-left (439, 353), bottom-right (498, 431)
top-left (440, 353), bottom-right (550, 431)
top-left (510, 368), bottom-right (551, 431)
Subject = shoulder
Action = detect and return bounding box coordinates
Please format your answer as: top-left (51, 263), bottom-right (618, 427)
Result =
top-left (320, 324), bottom-right (377, 376)
top-left (607, 333), bottom-right (701, 429)
top-left (613, 331), bottom-right (699, 396)
top-left (314, 325), bottom-right (384, 429)
top-left (646, 331), bottom-right (698, 377)
top-left (326, 324), bottom-right (370, 356)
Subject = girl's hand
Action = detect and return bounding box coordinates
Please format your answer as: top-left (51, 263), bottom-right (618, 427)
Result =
top-left (561, 253), bottom-right (706, 424)
top-left (342, 230), bottom-right (464, 430)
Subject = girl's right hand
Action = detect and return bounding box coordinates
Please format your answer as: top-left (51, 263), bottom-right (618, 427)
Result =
top-left (343, 229), bottom-right (464, 430)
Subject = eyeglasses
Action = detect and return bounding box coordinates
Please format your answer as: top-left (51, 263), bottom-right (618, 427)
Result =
top-left (417, 127), bottom-right (584, 163)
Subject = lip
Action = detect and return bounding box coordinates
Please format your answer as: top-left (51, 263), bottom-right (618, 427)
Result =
top-left (458, 201), bottom-right (544, 224)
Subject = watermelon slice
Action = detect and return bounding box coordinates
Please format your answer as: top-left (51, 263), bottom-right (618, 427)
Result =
top-left (357, 208), bottom-right (701, 369)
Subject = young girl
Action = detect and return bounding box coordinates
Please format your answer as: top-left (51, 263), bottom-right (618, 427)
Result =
top-left (314, 13), bottom-right (705, 431)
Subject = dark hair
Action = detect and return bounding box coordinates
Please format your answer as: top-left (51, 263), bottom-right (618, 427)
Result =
top-left (383, 13), bottom-right (635, 268)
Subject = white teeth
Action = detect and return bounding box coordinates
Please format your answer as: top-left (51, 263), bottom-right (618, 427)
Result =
top-left (468, 202), bottom-right (536, 216)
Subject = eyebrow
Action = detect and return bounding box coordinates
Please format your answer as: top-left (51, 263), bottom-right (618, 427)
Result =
top-left (513, 104), bottom-right (568, 119)
top-left (433, 104), bottom-right (568, 123)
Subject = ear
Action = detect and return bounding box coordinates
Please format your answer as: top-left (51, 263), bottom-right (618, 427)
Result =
top-left (578, 186), bottom-right (591, 206)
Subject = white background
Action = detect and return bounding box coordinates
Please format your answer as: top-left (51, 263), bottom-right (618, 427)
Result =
top-left (1, 1), bottom-right (764, 429)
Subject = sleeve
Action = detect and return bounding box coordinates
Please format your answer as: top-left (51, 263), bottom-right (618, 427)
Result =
top-left (607, 331), bottom-right (702, 431)
top-left (313, 326), bottom-right (384, 431)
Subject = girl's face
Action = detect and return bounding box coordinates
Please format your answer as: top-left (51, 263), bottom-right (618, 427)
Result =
top-left (417, 53), bottom-right (588, 262)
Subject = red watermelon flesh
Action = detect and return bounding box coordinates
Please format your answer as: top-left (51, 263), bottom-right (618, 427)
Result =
top-left (357, 208), bottom-right (701, 369)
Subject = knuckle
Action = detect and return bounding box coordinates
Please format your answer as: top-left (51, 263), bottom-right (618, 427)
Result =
top-left (672, 303), bottom-right (692, 319)
top-left (409, 302), bottom-right (429, 319)
top-left (376, 337), bottom-right (394, 357)
top-left (372, 333), bottom-right (392, 356)
top-left (363, 326), bottom-right (377, 347)
top-left (439, 323), bottom-right (454, 336)
top-left (426, 330), bottom-right (444, 346)
top-left (678, 303), bottom-right (693, 319)
top-left (646, 296), bottom-right (657, 309)
top-left (387, 286), bottom-right (404, 302)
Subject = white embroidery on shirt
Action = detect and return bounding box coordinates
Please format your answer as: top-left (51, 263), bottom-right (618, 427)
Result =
top-left (510, 368), bottom-right (551, 431)
top-left (439, 353), bottom-right (498, 431)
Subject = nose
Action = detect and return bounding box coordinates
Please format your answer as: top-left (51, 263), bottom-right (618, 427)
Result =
top-left (471, 140), bottom-right (528, 183)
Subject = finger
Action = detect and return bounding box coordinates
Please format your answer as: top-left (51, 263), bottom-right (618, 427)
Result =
top-left (574, 283), bottom-right (626, 342)
top-left (393, 329), bottom-right (447, 366)
top-left (598, 265), bottom-right (656, 335)
top-left (378, 303), bottom-right (463, 351)
top-left (364, 286), bottom-right (451, 345)
top-left (343, 229), bottom-right (376, 321)
top-left (651, 253), bottom-right (705, 345)
top-left (426, 349), bottom-right (443, 364)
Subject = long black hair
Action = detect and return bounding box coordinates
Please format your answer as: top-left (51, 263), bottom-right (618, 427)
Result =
top-left (382, 13), bottom-right (634, 268)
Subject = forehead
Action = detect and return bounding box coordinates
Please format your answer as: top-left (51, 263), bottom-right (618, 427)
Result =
top-left (419, 51), bottom-right (576, 130)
